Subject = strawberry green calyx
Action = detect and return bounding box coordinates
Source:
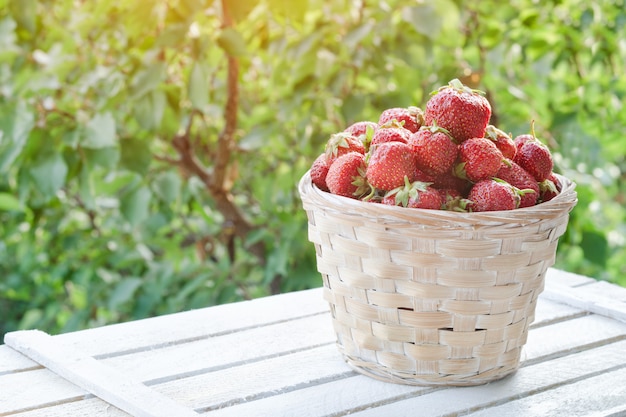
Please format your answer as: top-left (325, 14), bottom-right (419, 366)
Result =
top-left (352, 165), bottom-right (372, 199)
top-left (431, 78), bottom-right (486, 97)
top-left (453, 161), bottom-right (469, 181)
top-left (539, 177), bottom-right (558, 194)
top-left (378, 119), bottom-right (406, 130)
top-left (447, 78), bottom-right (487, 96)
top-left (324, 132), bottom-right (365, 162)
top-left (492, 178), bottom-right (535, 209)
top-left (408, 106), bottom-right (425, 126)
top-left (419, 121), bottom-right (456, 143)
top-left (384, 176), bottom-right (431, 208)
top-left (362, 124), bottom-right (376, 151)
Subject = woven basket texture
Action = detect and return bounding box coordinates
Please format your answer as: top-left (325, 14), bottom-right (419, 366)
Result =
top-left (298, 171), bottom-right (577, 386)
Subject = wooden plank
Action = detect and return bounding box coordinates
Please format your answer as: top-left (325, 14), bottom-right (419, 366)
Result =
top-left (55, 287), bottom-right (328, 358)
top-left (328, 340), bottom-right (626, 417)
top-left (200, 373), bottom-right (427, 417)
top-left (152, 345), bottom-right (354, 411)
top-left (531, 294), bottom-right (583, 327)
top-left (0, 368), bottom-right (87, 416)
top-left (577, 280), bottom-right (626, 301)
top-left (0, 313), bottom-right (337, 415)
top-left (463, 367), bottom-right (626, 417)
top-left (542, 281), bottom-right (626, 324)
top-left (197, 340), bottom-right (626, 416)
top-left (0, 345), bottom-right (40, 375)
top-left (152, 314), bottom-right (625, 415)
top-left (4, 397), bottom-right (131, 417)
top-left (545, 268), bottom-right (596, 287)
top-left (101, 313), bottom-right (337, 384)
top-left (523, 313), bottom-right (626, 363)
top-left (4, 330), bottom-right (199, 417)
top-left (103, 313), bottom-right (626, 385)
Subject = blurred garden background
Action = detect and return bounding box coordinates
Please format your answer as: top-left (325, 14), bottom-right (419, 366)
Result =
top-left (1, 0), bottom-right (625, 339)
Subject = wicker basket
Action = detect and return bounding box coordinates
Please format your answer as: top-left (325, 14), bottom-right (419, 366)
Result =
top-left (298, 171), bottom-right (577, 386)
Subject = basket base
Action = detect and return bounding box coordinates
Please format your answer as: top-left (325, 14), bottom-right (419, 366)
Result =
top-left (341, 351), bottom-right (520, 387)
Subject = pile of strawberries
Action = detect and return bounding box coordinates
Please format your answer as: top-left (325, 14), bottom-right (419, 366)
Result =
top-left (309, 79), bottom-right (561, 212)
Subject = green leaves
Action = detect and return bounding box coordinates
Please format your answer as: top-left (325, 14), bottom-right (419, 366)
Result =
top-left (188, 61), bottom-right (210, 109)
top-left (130, 63), bottom-right (166, 100)
top-left (217, 27), bottom-right (247, 57)
top-left (153, 171), bottom-right (181, 204)
top-left (402, 0), bottom-right (460, 43)
top-left (28, 152), bottom-right (68, 198)
top-left (120, 184), bottom-right (152, 226)
top-left (120, 138), bottom-right (152, 175)
top-left (0, 193), bottom-right (22, 211)
top-left (0, 100), bottom-right (34, 172)
top-left (83, 112), bottom-right (116, 149)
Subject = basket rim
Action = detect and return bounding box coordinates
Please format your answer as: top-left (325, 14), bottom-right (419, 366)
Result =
top-left (298, 171), bottom-right (577, 226)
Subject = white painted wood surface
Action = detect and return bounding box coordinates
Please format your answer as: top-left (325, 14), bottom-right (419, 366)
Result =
top-left (1, 268), bottom-right (625, 417)
top-left (4, 331), bottom-right (198, 417)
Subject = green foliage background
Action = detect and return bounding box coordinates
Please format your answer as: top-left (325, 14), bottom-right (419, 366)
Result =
top-left (1, 0), bottom-right (625, 339)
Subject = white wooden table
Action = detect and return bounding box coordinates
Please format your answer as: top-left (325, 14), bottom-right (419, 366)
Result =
top-left (2, 268), bottom-right (626, 417)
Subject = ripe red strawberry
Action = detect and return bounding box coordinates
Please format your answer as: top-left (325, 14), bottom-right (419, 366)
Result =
top-left (378, 106), bottom-right (425, 133)
top-left (431, 171), bottom-right (472, 196)
top-left (495, 160), bottom-right (539, 208)
top-left (539, 172), bottom-right (561, 202)
top-left (366, 141), bottom-right (417, 191)
top-left (468, 179), bottom-right (520, 212)
top-left (513, 133), bottom-right (534, 153)
top-left (425, 79), bottom-right (491, 143)
top-left (326, 152), bottom-right (368, 198)
top-left (513, 137), bottom-right (553, 182)
top-left (370, 122), bottom-right (411, 146)
top-left (409, 124), bottom-right (458, 176)
top-left (485, 125), bottom-right (516, 160)
top-left (414, 167), bottom-right (436, 183)
top-left (455, 137), bottom-right (504, 182)
top-left (324, 132), bottom-right (366, 165)
top-left (344, 121), bottom-right (377, 138)
top-left (382, 178), bottom-right (443, 209)
top-left (310, 153), bottom-right (330, 192)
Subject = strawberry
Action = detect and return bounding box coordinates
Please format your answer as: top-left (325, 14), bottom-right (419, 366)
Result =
top-left (513, 137), bottom-right (553, 182)
top-left (431, 171), bottom-right (472, 196)
top-left (324, 132), bottom-right (366, 165)
top-left (425, 78), bottom-right (491, 143)
top-left (326, 152), bottom-right (368, 198)
top-left (439, 188), bottom-right (470, 211)
top-left (409, 124), bottom-right (458, 176)
top-left (468, 179), bottom-right (520, 212)
top-left (310, 153), bottom-right (330, 192)
top-left (494, 160), bottom-right (539, 208)
top-left (382, 178), bottom-right (443, 209)
top-left (344, 121), bottom-right (377, 138)
top-left (370, 122), bottom-right (411, 146)
top-left (455, 137), bottom-right (504, 183)
top-left (378, 106), bottom-right (425, 133)
top-left (366, 141), bottom-right (418, 191)
top-left (485, 125), bottom-right (516, 160)
top-left (414, 167), bottom-right (436, 183)
top-left (539, 172), bottom-right (561, 202)
top-left (513, 133), bottom-right (534, 154)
